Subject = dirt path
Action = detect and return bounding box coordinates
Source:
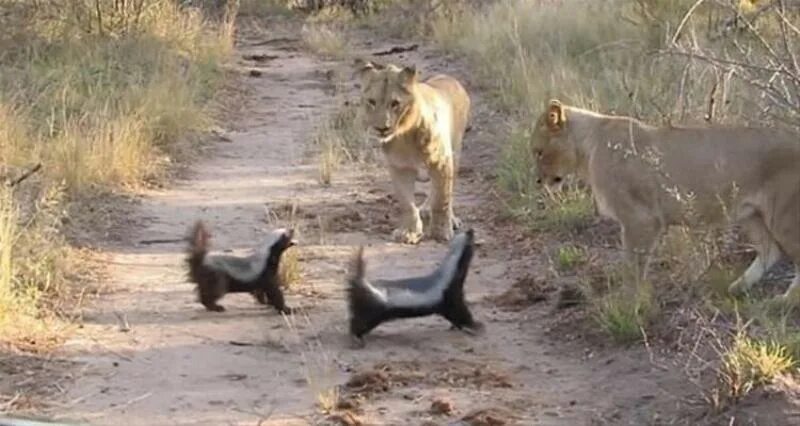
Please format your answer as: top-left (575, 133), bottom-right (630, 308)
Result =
top-left (50, 18), bottom-right (688, 426)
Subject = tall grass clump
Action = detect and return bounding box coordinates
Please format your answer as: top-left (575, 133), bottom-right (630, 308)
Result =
top-left (283, 311), bottom-right (341, 413)
top-left (718, 331), bottom-right (796, 402)
top-left (311, 101), bottom-right (374, 185)
top-left (0, 0), bottom-right (236, 349)
top-left (1, 0), bottom-right (235, 191)
top-left (580, 265), bottom-right (658, 343)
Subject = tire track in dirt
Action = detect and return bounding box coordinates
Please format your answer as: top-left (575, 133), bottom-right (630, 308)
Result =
top-left (50, 17), bottom-right (680, 426)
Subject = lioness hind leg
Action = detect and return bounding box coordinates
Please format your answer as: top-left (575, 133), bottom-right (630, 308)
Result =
top-left (783, 266), bottom-right (800, 305)
top-left (771, 217), bottom-right (800, 304)
top-left (728, 215), bottom-right (784, 296)
top-left (389, 166), bottom-right (423, 244)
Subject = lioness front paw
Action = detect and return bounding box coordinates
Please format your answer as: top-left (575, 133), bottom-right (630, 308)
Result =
top-left (392, 228), bottom-right (423, 245)
top-left (419, 199), bottom-right (431, 223)
top-left (429, 223), bottom-right (454, 242)
top-left (451, 215), bottom-right (463, 231)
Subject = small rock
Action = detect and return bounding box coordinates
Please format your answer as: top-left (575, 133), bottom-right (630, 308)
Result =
top-left (327, 411), bottom-right (363, 426)
top-left (430, 397), bottom-right (455, 416)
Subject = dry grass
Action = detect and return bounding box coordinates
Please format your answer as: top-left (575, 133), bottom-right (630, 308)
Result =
top-left (311, 100), bottom-right (374, 185)
top-left (302, 22), bottom-right (349, 59)
top-left (0, 0), bottom-right (235, 349)
top-left (554, 244), bottom-right (587, 273)
top-left (283, 310), bottom-right (341, 413)
top-left (578, 265), bottom-right (658, 343)
top-left (720, 332), bottom-right (795, 400)
top-left (239, 0), bottom-right (294, 17)
top-left (279, 248), bottom-right (302, 289)
top-left (264, 201), bottom-right (304, 289)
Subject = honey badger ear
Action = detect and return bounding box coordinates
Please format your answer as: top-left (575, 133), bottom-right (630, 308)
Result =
top-left (190, 220), bottom-right (210, 248)
top-left (546, 99), bottom-right (566, 132)
top-left (285, 229), bottom-right (297, 247)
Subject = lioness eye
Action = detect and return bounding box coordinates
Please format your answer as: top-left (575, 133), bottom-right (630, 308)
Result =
top-left (535, 149), bottom-right (543, 158)
top-left (390, 99), bottom-right (400, 109)
top-left (367, 99), bottom-right (376, 107)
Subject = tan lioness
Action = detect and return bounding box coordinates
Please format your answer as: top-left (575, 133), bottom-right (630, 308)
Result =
top-left (354, 59), bottom-right (470, 244)
top-left (531, 99), bottom-right (800, 303)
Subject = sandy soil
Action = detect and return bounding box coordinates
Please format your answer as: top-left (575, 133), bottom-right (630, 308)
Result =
top-left (23, 15), bottom-right (796, 426)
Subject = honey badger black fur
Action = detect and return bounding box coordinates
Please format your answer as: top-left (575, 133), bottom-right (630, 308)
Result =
top-left (347, 229), bottom-right (483, 345)
top-left (186, 220), bottom-right (295, 313)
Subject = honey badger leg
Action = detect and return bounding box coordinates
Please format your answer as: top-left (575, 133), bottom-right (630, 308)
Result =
top-left (350, 315), bottom-right (382, 348)
top-left (252, 290), bottom-right (267, 305)
top-left (200, 273), bottom-right (227, 312)
top-left (264, 281), bottom-right (291, 314)
top-left (441, 299), bottom-right (481, 334)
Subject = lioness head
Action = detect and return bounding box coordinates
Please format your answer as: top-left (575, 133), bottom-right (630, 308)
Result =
top-left (531, 99), bottom-right (579, 190)
top-left (353, 58), bottom-right (419, 142)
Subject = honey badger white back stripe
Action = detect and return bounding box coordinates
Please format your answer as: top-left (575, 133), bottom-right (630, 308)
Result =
top-left (356, 232), bottom-right (469, 309)
top-left (203, 228), bottom-right (290, 282)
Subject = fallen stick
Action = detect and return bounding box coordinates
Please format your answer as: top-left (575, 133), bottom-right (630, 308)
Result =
top-left (372, 44), bottom-right (419, 56)
top-left (137, 238), bottom-right (185, 245)
top-left (5, 163), bottom-right (43, 188)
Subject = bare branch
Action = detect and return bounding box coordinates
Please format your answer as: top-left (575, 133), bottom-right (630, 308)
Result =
top-left (5, 163), bottom-right (42, 188)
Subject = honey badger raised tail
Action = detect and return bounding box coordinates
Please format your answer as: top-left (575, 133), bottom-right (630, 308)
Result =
top-left (186, 220), bottom-right (296, 313)
top-left (347, 229), bottom-right (482, 345)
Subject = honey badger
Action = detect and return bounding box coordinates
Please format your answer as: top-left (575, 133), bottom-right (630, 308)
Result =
top-left (186, 221), bottom-right (296, 313)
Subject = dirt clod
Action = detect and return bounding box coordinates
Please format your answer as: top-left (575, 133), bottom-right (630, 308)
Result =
top-left (326, 410), bottom-right (363, 426)
top-left (461, 407), bottom-right (513, 426)
top-left (556, 284), bottom-right (584, 309)
top-left (489, 275), bottom-right (553, 311)
top-left (430, 397), bottom-right (455, 416)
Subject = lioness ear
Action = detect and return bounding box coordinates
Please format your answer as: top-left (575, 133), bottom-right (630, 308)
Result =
top-left (546, 99), bottom-right (566, 132)
top-left (399, 65), bottom-right (418, 86)
top-left (353, 58), bottom-right (381, 80)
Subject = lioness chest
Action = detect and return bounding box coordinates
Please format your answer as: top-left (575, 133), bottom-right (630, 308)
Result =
top-left (382, 132), bottom-right (429, 169)
top-left (384, 105), bottom-right (454, 170)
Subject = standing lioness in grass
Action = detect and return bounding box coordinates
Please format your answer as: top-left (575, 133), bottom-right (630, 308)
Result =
top-left (532, 99), bottom-right (800, 304)
top-left (354, 59), bottom-right (470, 244)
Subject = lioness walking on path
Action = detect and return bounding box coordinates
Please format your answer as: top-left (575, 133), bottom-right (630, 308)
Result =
top-left (531, 99), bottom-right (800, 304)
top-left (354, 59), bottom-right (470, 244)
